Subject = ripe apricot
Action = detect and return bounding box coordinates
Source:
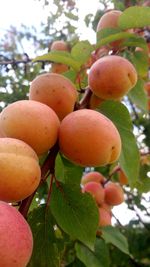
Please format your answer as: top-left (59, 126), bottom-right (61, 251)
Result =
top-left (0, 138), bottom-right (41, 202)
top-left (59, 109), bottom-right (121, 167)
top-left (89, 94), bottom-right (104, 109)
top-left (51, 63), bottom-right (69, 74)
top-left (81, 171), bottom-right (105, 185)
top-left (88, 55), bottom-right (137, 100)
top-left (0, 100), bottom-right (60, 155)
top-left (97, 10), bottom-right (123, 49)
top-left (99, 207), bottom-right (112, 227)
top-left (104, 182), bottom-right (124, 206)
top-left (29, 73), bottom-right (78, 121)
top-left (82, 181), bottom-right (105, 205)
top-left (0, 201), bottom-right (33, 267)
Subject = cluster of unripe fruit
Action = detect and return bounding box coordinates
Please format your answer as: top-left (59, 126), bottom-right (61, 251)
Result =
top-left (81, 171), bottom-right (124, 228)
top-left (0, 8), bottom-right (139, 267)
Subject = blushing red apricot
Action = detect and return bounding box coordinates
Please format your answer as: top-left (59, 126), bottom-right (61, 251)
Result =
top-left (82, 181), bottom-right (105, 205)
top-left (104, 182), bottom-right (124, 206)
top-left (0, 100), bottom-right (60, 155)
top-left (98, 207), bottom-right (112, 227)
top-left (29, 73), bottom-right (78, 121)
top-left (0, 201), bottom-right (33, 267)
top-left (51, 63), bottom-right (69, 74)
top-left (81, 171), bottom-right (105, 185)
top-left (59, 109), bottom-right (121, 167)
top-left (97, 10), bottom-right (123, 49)
top-left (88, 55), bottom-right (137, 100)
top-left (0, 138), bottom-right (41, 202)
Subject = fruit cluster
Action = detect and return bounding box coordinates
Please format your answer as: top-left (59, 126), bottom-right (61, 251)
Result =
top-left (0, 8), bottom-right (140, 267)
top-left (81, 172), bottom-right (124, 228)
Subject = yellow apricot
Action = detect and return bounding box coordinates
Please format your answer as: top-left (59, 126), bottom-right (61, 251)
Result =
top-left (0, 100), bottom-right (60, 155)
top-left (118, 169), bottom-right (128, 185)
top-left (59, 109), bottom-right (121, 167)
top-left (81, 171), bottom-right (105, 185)
top-left (0, 138), bottom-right (41, 202)
top-left (29, 73), bottom-right (78, 121)
top-left (88, 55), bottom-right (137, 100)
top-left (104, 182), bottom-right (124, 206)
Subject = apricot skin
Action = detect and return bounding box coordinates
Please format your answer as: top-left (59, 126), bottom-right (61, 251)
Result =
top-left (99, 207), bottom-right (112, 227)
top-left (29, 73), bottom-right (78, 121)
top-left (104, 182), bottom-right (124, 206)
top-left (59, 109), bottom-right (121, 167)
top-left (88, 55), bottom-right (137, 100)
top-left (119, 169), bottom-right (128, 185)
top-left (0, 138), bottom-right (41, 202)
top-left (82, 181), bottom-right (105, 205)
top-left (81, 171), bottom-right (105, 185)
top-left (0, 100), bottom-right (60, 155)
top-left (0, 201), bottom-right (33, 267)
top-left (89, 94), bottom-right (104, 109)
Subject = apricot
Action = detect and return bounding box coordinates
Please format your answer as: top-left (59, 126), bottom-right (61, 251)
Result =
top-left (0, 138), bottom-right (41, 202)
top-left (50, 40), bottom-right (69, 51)
top-left (51, 63), bottom-right (69, 74)
top-left (88, 55), bottom-right (137, 100)
top-left (59, 109), bottom-right (121, 167)
top-left (0, 201), bottom-right (33, 267)
top-left (98, 207), bottom-right (112, 227)
top-left (144, 82), bottom-right (150, 110)
top-left (97, 10), bottom-right (123, 49)
top-left (0, 100), bottom-right (60, 155)
top-left (29, 73), bottom-right (78, 121)
top-left (50, 40), bottom-right (69, 74)
top-left (81, 171), bottom-right (105, 185)
top-left (104, 182), bottom-right (124, 206)
top-left (89, 94), bottom-right (104, 109)
top-left (82, 181), bottom-right (105, 205)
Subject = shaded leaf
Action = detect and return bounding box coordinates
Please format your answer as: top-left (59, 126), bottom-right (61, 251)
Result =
top-left (28, 206), bottom-right (59, 267)
top-left (50, 183), bottom-right (99, 250)
top-left (71, 41), bottom-right (93, 66)
top-left (102, 226), bottom-right (130, 255)
top-left (75, 239), bottom-right (110, 267)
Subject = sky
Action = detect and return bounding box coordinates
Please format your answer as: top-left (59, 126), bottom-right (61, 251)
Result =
top-left (0, 0), bottom-right (149, 226)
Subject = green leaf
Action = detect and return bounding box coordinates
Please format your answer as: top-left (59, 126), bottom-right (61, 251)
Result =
top-left (122, 35), bottom-right (148, 50)
top-left (64, 12), bottom-right (78, 21)
top-left (33, 51), bottom-right (80, 71)
top-left (71, 41), bottom-right (93, 66)
top-left (55, 153), bottom-right (84, 185)
top-left (119, 6), bottom-right (150, 30)
top-left (128, 79), bottom-right (148, 112)
top-left (27, 205), bottom-right (59, 267)
top-left (75, 239), bottom-right (110, 267)
top-left (96, 31), bottom-right (133, 49)
top-left (97, 28), bottom-right (122, 41)
top-left (128, 51), bottom-right (149, 78)
top-left (136, 164), bottom-right (150, 193)
top-left (99, 101), bottom-right (140, 187)
top-left (102, 226), bottom-right (130, 255)
top-left (50, 183), bottom-right (99, 250)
